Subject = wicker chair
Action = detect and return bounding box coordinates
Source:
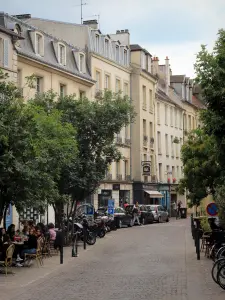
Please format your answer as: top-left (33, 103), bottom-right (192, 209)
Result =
top-left (0, 244), bottom-right (15, 276)
top-left (24, 237), bottom-right (43, 267)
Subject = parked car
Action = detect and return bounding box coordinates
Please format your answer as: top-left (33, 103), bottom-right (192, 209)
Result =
top-left (114, 207), bottom-right (133, 228)
top-left (125, 204), bottom-right (154, 225)
top-left (146, 205), bottom-right (169, 223)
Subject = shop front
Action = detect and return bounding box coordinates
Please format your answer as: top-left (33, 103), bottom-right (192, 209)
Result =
top-left (95, 182), bottom-right (132, 208)
top-left (133, 182), bottom-right (163, 205)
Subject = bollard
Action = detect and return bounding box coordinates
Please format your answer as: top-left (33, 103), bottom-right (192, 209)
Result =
top-left (72, 232), bottom-right (78, 257)
top-left (83, 226), bottom-right (87, 250)
top-left (196, 228), bottom-right (200, 260)
top-left (60, 245), bottom-right (63, 264)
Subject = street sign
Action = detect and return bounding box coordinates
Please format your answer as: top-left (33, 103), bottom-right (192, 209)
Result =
top-left (108, 199), bottom-right (115, 215)
top-left (206, 202), bottom-right (218, 216)
top-left (86, 205), bottom-right (94, 216)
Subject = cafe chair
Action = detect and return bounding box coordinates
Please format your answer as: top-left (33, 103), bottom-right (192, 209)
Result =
top-left (0, 244), bottom-right (15, 276)
top-left (24, 237), bottom-right (43, 267)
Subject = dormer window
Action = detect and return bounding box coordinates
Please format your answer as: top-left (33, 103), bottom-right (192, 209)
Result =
top-left (95, 34), bottom-right (99, 52)
top-left (79, 53), bottom-right (85, 73)
top-left (35, 32), bottom-right (44, 56)
top-left (58, 43), bottom-right (66, 65)
top-left (116, 45), bottom-right (120, 63)
top-left (105, 39), bottom-right (109, 57)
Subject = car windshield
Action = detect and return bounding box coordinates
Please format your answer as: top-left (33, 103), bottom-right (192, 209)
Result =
top-left (149, 205), bottom-right (158, 211)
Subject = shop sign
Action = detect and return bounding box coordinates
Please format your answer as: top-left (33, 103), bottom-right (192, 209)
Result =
top-left (142, 161), bottom-right (151, 176)
top-left (101, 190), bottom-right (111, 197)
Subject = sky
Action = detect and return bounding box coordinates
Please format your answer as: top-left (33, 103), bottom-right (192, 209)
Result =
top-left (2, 0), bottom-right (225, 77)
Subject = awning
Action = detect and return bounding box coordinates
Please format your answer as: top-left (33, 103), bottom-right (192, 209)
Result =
top-left (144, 190), bottom-right (163, 198)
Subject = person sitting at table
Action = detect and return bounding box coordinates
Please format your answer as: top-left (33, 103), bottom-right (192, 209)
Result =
top-left (7, 224), bottom-right (15, 241)
top-left (22, 225), bottom-right (29, 236)
top-left (22, 228), bottom-right (37, 258)
top-left (0, 234), bottom-right (12, 261)
top-left (48, 223), bottom-right (56, 241)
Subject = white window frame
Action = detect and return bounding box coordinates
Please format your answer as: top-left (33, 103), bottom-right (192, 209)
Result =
top-left (36, 77), bottom-right (43, 94)
top-left (35, 32), bottom-right (44, 56)
top-left (3, 39), bottom-right (9, 68)
top-left (95, 70), bottom-right (101, 91)
top-left (59, 84), bottom-right (66, 98)
top-left (58, 43), bottom-right (66, 66)
top-left (79, 53), bottom-right (85, 73)
top-left (105, 39), bottom-right (109, 58)
top-left (95, 34), bottom-right (100, 53)
top-left (105, 74), bottom-right (110, 90)
top-left (115, 78), bottom-right (121, 93)
top-left (115, 44), bottom-right (120, 63)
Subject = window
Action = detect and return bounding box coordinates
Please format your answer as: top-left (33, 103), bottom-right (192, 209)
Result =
top-left (36, 77), bottom-right (42, 94)
top-left (143, 119), bottom-right (147, 135)
top-left (116, 45), bottom-right (120, 62)
top-left (172, 166), bottom-right (175, 178)
top-left (150, 155), bottom-right (155, 175)
top-left (95, 34), bottom-right (99, 52)
top-left (17, 69), bottom-right (23, 96)
top-left (149, 122), bottom-right (153, 139)
top-left (170, 107), bottom-right (173, 126)
top-left (159, 163), bottom-right (162, 182)
top-left (149, 89), bottom-right (153, 112)
top-left (165, 105), bottom-right (168, 125)
top-left (171, 135), bottom-right (174, 157)
top-left (165, 134), bottom-right (169, 156)
top-left (2, 39), bottom-right (9, 67)
top-left (124, 82), bottom-right (129, 96)
top-left (115, 79), bottom-right (121, 93)
top-left (59, 84), bottom-right (66, 98)
top-left (79, 91), bottom-right (85, 99)
top-left (157, 131), bottom-right (161, 154)
top-left (166, 165), bottom-right (170, 180)
top-left (35, 33), bottom-right (43, 56)
top-left (105, 74), bottom-right (110, 89)
top-left (116, 160), bottom-right (121, 175)
top-left (124, 160), bottom-right (129, 177)
top-left (59, 44), bottom-right (66, 65)
top-left (175, 108), bottom-right (177, 127)
top-left (180, 111), bottom-right (183, 129)
top-left (105, 39), bottom-right (109, 57)
top-left (142, 85), bottom-right (146, 110)
top-left (96, 71), bottom-right (101, 91)
top-left (188, 115), bottom-right (191, 131)
top-left (79, 53), bottom-right (85, 73)
top-left (157, 103), bottom-right (160, 124)
top-left (124, 49), bottom-right (128, 65)
top-left (177, 166), bottom-right (179, 179)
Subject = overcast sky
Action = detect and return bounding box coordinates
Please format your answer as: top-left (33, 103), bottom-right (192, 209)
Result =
top-left (2, 0), bottom-right (224, 77)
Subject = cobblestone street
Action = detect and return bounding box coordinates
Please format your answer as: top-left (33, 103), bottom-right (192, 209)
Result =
top-left (1, 219), bottom-right (224, 300)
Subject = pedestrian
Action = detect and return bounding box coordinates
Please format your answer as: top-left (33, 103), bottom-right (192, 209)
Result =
top-left (177, 200), bottom-right (182, 219)
top-left (132, 202), bottom-right (141, 226)
top-left (124, 201), bottom-right (129, 209)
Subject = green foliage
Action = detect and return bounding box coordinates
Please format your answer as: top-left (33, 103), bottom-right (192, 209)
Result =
top-left (214, 185), bottom-right (225, 229)
top-left (200, 216), bottom-right (212, 233)
top-left (177, 128), bottom-right (220, 207)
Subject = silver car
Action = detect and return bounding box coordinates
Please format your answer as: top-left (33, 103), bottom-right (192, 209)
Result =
top-left (146, 205), bottom-right (169, 223)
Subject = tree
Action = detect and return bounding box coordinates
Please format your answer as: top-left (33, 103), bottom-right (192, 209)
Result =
top-left (177, 129), bottom-right (221, 208)
top-left (0, 72), bottom-right (77, 227)
top-left (31, 90), bottom-right (135, 217)
top-left (195, 29), bottom-right (225, 214)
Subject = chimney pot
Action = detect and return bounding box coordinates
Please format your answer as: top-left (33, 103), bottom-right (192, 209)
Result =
top-left (116, 30), bottom-right (120, 34)
top-left (166, 56), bottom-right (169, 60)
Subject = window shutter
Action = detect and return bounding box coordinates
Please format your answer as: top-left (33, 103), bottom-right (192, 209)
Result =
top-left (3, 39), bottom-right (9, 67)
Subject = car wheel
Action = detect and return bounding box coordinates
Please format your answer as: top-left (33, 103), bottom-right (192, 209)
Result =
top-left (158, 216), bottom-right (161, 223)
top-left (118, 219), bottom-right (122, 228)
top-left (166, 217), bottom-right (169, 222)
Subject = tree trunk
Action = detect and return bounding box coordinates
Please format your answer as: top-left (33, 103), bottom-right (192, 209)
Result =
top-left (53, 202), bottom-right (64, 229)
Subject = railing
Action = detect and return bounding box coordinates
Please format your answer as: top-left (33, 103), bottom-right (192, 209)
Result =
top-left (125, 138), bottom-right (131, 146)
top-left (116, 174), bottom-right (122, 181)
top-left (125, 175), bottom-right (131, 181)
top-left (116, 136), bottom-right (123, 144)
top-left (105, 173), bottom-right (112, 180)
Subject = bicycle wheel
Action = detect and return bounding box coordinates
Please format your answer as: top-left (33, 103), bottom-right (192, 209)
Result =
top-left (217, 265), bottom-right (225, 290)
top-left (211, 258), bottom-right (225, 284)
top-left (216, 246), bottom-right (225, 260)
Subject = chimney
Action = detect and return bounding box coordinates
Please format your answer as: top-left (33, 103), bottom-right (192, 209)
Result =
top-left (83, 19), bottom-right (98, 30)
top-left (165, 56), bottom-right (170, 95)
top-left (152, 56), bottom-right (159, 75)
top-left (115, 29), bottom-right (130, 46)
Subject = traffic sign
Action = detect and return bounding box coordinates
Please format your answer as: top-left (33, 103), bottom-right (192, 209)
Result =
top-left (86, 205), bottom-right (94, 216)
top-left (108, 208), bottom-right (114, 215)
top-left (108, 199), bottom-right (115, 215)
top-left (206, 202), bottom-right (218, 216)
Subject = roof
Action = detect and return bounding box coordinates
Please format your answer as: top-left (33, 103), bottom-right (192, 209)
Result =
top-left (170, 75), bottom-right (185, 83)
top-left (0, 12), bottom-right (94, 83)
top-left (0, 24), bottom-right (24, 39)
top-left (156, 88), bottom-right (183, 110)
top-left (130, 44), bottom-right (152, 56)
top-left (192, 95), bottom-right (206, 109)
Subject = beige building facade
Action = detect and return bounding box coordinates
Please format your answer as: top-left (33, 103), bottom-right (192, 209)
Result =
top-left (23, 16), bottom-right (133, 208)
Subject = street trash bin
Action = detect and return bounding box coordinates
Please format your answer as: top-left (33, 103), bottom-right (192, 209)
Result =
top-left (180, 208), bottom-right (187, 219)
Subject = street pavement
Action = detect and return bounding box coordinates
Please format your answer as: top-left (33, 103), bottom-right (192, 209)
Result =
top-left (1, 219), bottom-right (225, 300)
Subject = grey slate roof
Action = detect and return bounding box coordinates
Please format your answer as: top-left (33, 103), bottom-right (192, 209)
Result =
top-left (170, 75), bottom-right (185, 83)
top-left (0, 12), bottom-right (94, 83)
top-left (130, 44), bottom-right (152, 56)
top-left (156, 89), bottom-right (183, 110)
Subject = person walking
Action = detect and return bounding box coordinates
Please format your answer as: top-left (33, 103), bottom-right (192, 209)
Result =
top-left (176, 200), bottom-right (182, 219)
top-left (132, 202), bottom-right (141, 226)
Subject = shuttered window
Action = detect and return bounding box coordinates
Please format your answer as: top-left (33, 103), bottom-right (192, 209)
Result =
top-left (3, 39), bottom-right (9, 67)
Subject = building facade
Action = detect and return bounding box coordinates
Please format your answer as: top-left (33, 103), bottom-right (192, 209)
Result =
top-left (23, 16), bottom-right (133, 208)
top-left (130, 45), bottom-right (161, 204)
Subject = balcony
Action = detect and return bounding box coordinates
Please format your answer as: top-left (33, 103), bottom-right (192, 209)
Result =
top-left (116, 136), bottom-right (123, 145)
top-left (125, 138), bottom-right (131, 146)
top-left (143, 135), bottom-right (148, 147)
top-left (125, 175), bottom-right (131, 181)
top-left (105, 173), bottom-right (112, 180)
top-left (116, 174), bottom-right (122, 181)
